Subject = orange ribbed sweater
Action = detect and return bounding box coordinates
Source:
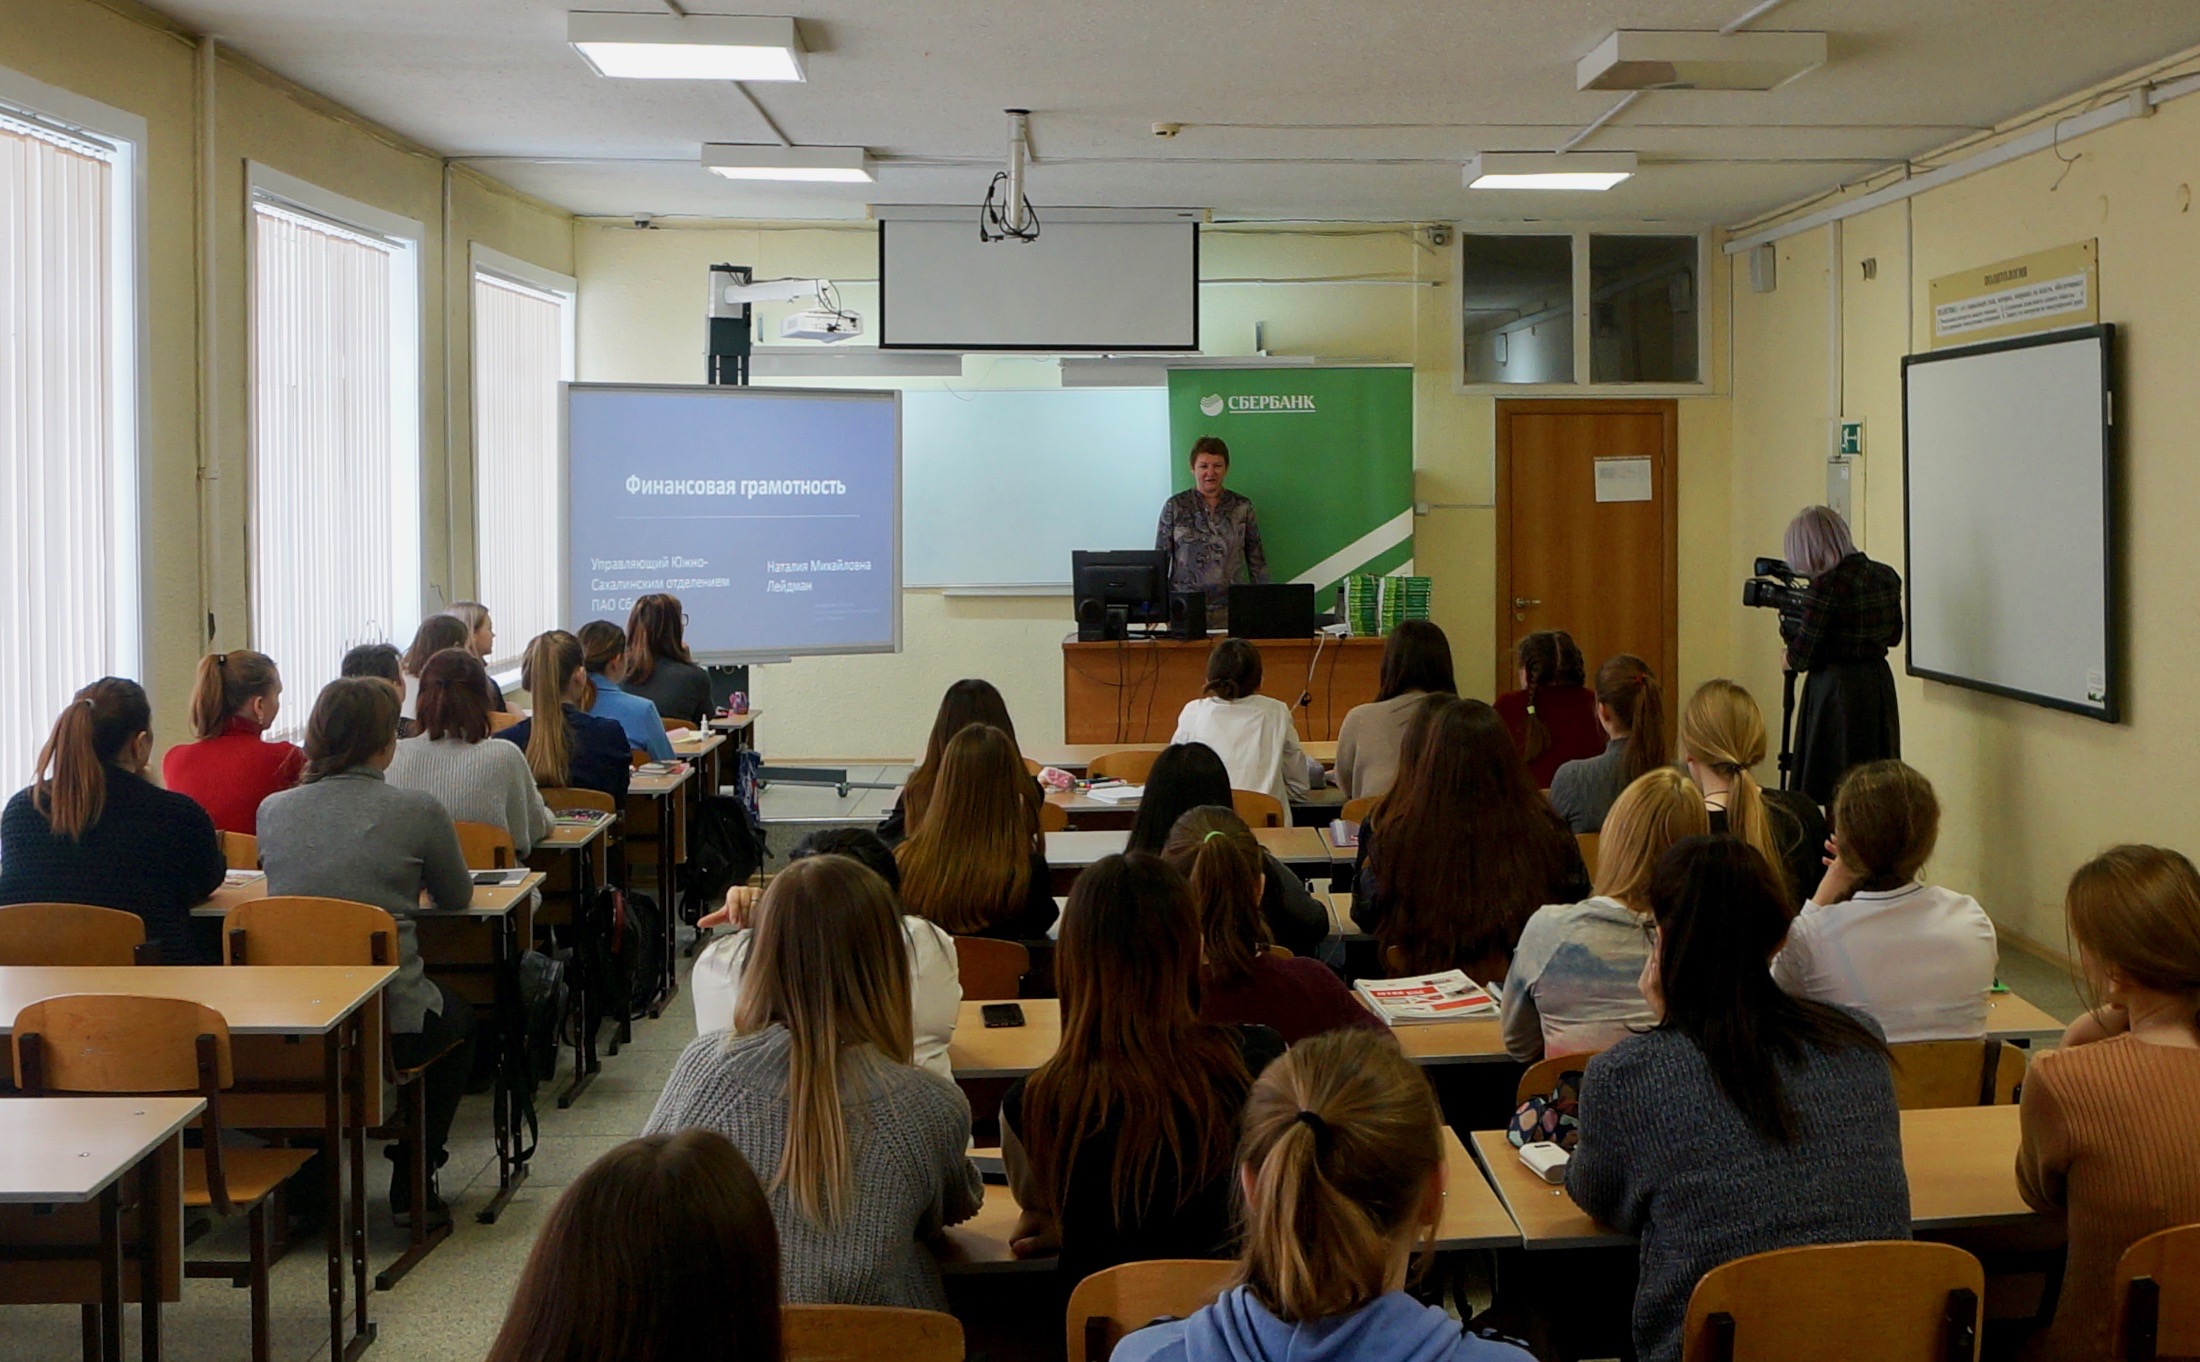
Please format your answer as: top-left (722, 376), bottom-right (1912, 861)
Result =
top-left (2016, 1033), bottom-right (2200, 1361)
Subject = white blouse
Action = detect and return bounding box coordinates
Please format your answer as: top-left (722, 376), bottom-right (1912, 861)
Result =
top-left (1772, 881), bottom-right (1999, 1043)
top-left (1170, 693), bottom-right (1315, 810)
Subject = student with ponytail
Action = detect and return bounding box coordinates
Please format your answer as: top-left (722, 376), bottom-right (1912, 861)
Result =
top-left (1, 679), bottom-right (227, 964)
top-left (1678, 678), bottom-right (1827, 908)
top-left (1114, 1029), bottom-right (1530, 1362)
top-left (1161, 806), bottom-right (1382, 1043)
top-left (496, 631), bottom-right (631, 801)
top-left (575, 620), bottom-right (674, 761)
top-left (162, 649), bottom-right (305, 834)
top-left (1550, 654), bottom-right (1668, 834)
top-left (1494, 629), bottom-right (1604, 789)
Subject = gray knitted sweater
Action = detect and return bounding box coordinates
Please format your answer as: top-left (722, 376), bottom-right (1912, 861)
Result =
top-left (1565, 1013), bottom-right (1910, 1362)
top-left (385, 734), bottom-right (553, 855)
top-left (643, 1024), bottom-right (983, 1310)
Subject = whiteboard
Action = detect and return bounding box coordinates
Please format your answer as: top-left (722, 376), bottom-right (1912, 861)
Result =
top-left (901, 388), bottom-right (1170, 588)
top-left (879, 213), bottom-right (1199, 350)
top-left (1901, 325), bottom-right (2118, 719)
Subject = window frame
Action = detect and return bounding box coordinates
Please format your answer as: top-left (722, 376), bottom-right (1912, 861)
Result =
top-left (1452, 226), bottom-right (1712, 397)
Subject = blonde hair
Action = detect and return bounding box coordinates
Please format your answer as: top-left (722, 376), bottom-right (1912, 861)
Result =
top-left (1680, 679), bottom-right (1789, 901)
top-left (732, 855), bottom-right (914, 1226)
top-left (895, 724), bottom-right (1037, 933)
top-left (2065, 846), bottom-right (2200, 1033)
top-left (1832, 761), bottom-right (1939, 890)
top-left (187, 650), bottom-right (280, 739)
top-left (1236, 1029), bottom-right (1441, 1321)
top-left (1593, 768), bottom-right (1711, 909)
top-left (519, 632), bottom-right (585, 787)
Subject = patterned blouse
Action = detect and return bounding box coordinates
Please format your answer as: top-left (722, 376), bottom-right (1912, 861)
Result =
top-left (1155, 487), bottom-right (1270, 623)
top-left (1787, 551), bottom-right (1904, 669)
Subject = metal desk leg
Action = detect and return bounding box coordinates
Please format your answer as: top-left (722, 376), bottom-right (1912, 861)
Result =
top-left (558, 843), bottom-right (604, 1109)
top-left (477, 908), bottom-right (529, 1224)
top-left (345, 1011), bottom-right (373, 1357)
top-left (322, 1030), bottom-right (346, 1362)
top-left (140, 1144), bottom-right (162, 1362)
top-left (97, 1183), bottom-right (121, 1362)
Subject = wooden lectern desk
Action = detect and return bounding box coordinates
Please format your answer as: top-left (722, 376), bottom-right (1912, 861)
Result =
top-left (1061, 633), bottom-right (1384, 744)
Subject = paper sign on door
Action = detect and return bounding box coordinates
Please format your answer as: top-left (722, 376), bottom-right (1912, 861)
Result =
top-left (1594, 457), bottom-right (1653, 503)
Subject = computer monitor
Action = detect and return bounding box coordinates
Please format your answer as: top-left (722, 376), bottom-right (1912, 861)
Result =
top-left (1228, 583), bottom-right (1317, 639)
top-left (1071, 549), bottom-right (1169, 623)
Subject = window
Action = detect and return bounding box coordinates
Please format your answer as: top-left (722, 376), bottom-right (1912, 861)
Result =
top-left (249, 169), bottom-right (421, 733)
top-left (1460, 235), bottom-right (1574, 385)
top-left (0, 87), bottom-right (139, 791)
top-left (1590, 235), bottom-right (1698, 384)
top-left (471, 249), bottom-right (574, 673)
top-left (1458, 231), bottom-right (1702, 390)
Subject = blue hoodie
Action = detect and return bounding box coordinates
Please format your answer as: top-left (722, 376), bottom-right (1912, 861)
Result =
top-left (1113, 1287), bottom-right (1531, 1362)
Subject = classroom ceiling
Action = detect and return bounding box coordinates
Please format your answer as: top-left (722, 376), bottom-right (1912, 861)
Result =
top-left (150, 0), bottom-right (2200, 227)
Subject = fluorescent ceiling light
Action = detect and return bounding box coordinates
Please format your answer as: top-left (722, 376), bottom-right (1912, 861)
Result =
top-left (703, 144), bottom-right (874, 183)
top-left (1578, 30), bottom-right (1826, 92)
top-left (567, 12), bottom-right (806, 81)
top-left (1466, 151), bottom-right (1637, 191)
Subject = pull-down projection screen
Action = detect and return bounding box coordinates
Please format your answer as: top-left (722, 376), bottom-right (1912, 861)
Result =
top-left (1901, 324), bottom-right (2118, 720)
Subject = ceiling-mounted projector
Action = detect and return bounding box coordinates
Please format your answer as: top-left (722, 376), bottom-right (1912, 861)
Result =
top-left (781, 307), bottom-right (864, 342)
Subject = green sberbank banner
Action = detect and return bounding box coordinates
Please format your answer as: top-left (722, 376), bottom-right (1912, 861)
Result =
top-left (1167, 367), bottom-right (1414, 596)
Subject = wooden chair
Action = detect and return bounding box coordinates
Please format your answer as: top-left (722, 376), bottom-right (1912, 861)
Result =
top-left (1682, 1240), bottom-right (1985, 1362)
top-left (220, 830), bottom-right (259, 870)
top-left (1889, 1039), bottom-right (2027, 1110)
top-left (784, 1304), bottom-right (965, 1362)
top-left (1039, 800), bottom-right (1070, 833)
top-left (487, 710), bottom-right (523, 733)
top-left (1067, 1259), bottom-right (1238, 1362)
top-left (454, 820), bottom-right (517, 870)
top-left (2115, 1222), bottom-right (2200, 1359)
top-left (540, 786), bottom-right (617, 816)
top-left (954, 936), bottom-right (1030, 1001)
top-left (1576, 832), bottom-right (1600, 880)
top-left (1088, 749), bottom-right (1159, 784)
top-left (1232, 789), bottom-right (1285, 828)
top-left (0, 902), bottom-right (148, 966)
top-left (661, 716), bottom-right (697, 732)
top-left (14, 994), bottom-right (317, 1362)
top-left (1516, 1049), bottom-right (1603, 1106)
top-left (1340, 795), bottom-right (1381, 825)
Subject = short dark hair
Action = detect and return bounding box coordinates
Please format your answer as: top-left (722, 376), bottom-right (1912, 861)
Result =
top-left (1189, 435), bottom-right (1230, 466)
top-left (1203, 638), bottom-right (1264, 701)
top-left (416, 648), bottom-right (494, 744)
top-left (341, 642), bottom-right (404, 686)
top-left (302, 677), bottom-right (401, 783)
top-left (1376, 620), bottom-right (1455, 702)
top-left (790, 827), bottom-right (901, 892)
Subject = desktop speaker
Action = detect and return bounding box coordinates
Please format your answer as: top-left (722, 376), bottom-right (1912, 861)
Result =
top-left (1076, 596), bottom-right (1106, 642)
top-left (1167, 591), bottom-right (1207, 640)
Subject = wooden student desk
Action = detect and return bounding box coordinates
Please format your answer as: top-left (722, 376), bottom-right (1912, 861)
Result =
top-left (0, 966), bottom-right (392, 1362)
top-left (627, 761), bottom-right (698, 1018)
top-left (1062, 635), bottom-right (1383, 745)
top-left (0, 1096), bottom-right (203, 1362)
top-left (1023, 741), bottom-right (1338, 775)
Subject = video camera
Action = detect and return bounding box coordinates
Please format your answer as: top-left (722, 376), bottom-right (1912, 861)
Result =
top-left (1741, 556), bottom-right (1807, 614)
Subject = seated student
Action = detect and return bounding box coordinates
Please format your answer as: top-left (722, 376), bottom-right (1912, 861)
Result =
top-left (2017, 845), bottom-right (2200, 1362)
top-left (162, 649), bottom-right (305, 836)
top-left (1493, 630), bottom-right (1606, 790)
top-left (622, 592), bottom-right (715, 727)
top-left (257, 678), bottom-right (475, 1222)
top-left (497, 631), bottom-right (632, 802)
top-left (575, 620), bottom-right (673, 761)
top-left (1170, 639), bottom-right (1319, 811)
top-left (1161, 805), bottom-right (1383, 1043)
top-left (399, 614), bottom-right (470, 726)
top-left (1116, 1030), bottom-right (1531, 1362)
top-left (895, 723), bottom-right (1056, 940)
top-left (1566, 836), bottom-right (1907, 1362)
top-left (1502, 768), bottom-right (1709, 1063)
top-left (485, 1129), bottom-right (783, 1362)
top-left (1335, 620), bottom-right (1456, 802)
top-left (1679, 678), bottom-right (1828, 908)
top-left (341, 642), bottom-right (418, 737)
top-left (1129, 742), bottom-right (1328, 958)
top-left (1774, 760), bottom-right (1997, 1042)
top-left (878, 678), bottom-right (1039, 844)
top-left (386, 648), bottom-right (553, 857)
top-left (1002, 853), bottom-right (1284, 1283)
top-left (692, 827), bottom-right (961, 1079)
top-left (443, 600), bottom-right (509, 712)
top-left (1550, 654), bottom-right (1668, 834)
top-left (645, 854), bottom-right (981, 1309)
top-left (1352, 696), bottom-right (1589, 984)
top-left (0, 679), bottom-right (226, 964)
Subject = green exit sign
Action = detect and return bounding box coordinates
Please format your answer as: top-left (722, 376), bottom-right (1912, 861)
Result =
top-left (1837, 419), bottom-right (1865, 456)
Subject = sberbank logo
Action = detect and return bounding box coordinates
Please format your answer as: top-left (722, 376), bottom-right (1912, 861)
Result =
top-left (1199, 393), bottom-right (1225, 416)
top-left (1204, 393), bottom-right (1317, 415)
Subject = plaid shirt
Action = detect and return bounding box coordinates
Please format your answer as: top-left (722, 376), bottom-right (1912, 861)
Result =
top-left (1787, 552), bottom-right (1904, 669)
top-left (1156, 487), bottom-right (1269, 619)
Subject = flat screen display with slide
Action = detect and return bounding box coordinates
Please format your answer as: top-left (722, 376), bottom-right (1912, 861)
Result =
top-left (563, 384), bottom-right (901, 663)
top-left (1901, 324), bottom-right (2117, 720)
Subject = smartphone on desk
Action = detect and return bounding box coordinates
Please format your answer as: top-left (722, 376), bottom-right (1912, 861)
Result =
top-left (981, 1003), bottom-right (1026, 1029)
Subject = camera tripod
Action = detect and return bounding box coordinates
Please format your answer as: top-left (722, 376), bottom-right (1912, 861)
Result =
top-left (1776, 667), bottom-right (1799, 793)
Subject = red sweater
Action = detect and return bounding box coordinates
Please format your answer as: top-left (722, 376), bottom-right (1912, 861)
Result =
top-left (1493, 684), bottom-right (1606, 788)
top-left (1199, 953), bottom-right (1387, 1045)
top-left (162, 716), bottom-right (306, 836)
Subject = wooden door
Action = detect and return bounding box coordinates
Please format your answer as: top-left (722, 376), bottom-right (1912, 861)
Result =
top-left (1495, 401), bottom-right (1678, 715)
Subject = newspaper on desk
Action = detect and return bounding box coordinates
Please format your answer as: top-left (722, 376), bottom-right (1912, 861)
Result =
top-left (1353, 970), bottom-right (1497, 1025)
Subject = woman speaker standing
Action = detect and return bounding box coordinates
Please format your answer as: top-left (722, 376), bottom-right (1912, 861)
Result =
top-left (1782, 506), bottom-right (1904, 807)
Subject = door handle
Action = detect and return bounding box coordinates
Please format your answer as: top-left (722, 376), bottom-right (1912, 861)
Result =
top-left (1512, 597), bottom-right (1541, 609)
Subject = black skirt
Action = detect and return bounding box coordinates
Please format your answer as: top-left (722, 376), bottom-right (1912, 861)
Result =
top-left (1794, 658), bottom-right (1900, 807)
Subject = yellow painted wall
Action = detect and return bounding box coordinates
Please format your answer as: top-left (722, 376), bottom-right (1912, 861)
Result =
top-left (0, 0), bottom-right (572, 754)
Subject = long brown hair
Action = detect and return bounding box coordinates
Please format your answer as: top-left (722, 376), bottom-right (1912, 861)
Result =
top-left (903, 678), bottom-right (1029, 834)
top-left (2064, 845), bottom-right (2200, 1034)
top-left (1374, 621), bottom-right (1455, 703)
top-left (519, 631), bottom-right (586, 787)
top-left (401, 614), bottom-right (470, 677)
top-left (1595, 653), bottom-right (1667, 786)
top-left (187, 650), bottom-right (280, 739)
top-left (1831, 760), bottom-right (1940, 893)
top-left (31, 678), bottom-right (151, 840)
top-left (1161, 805), bottom-right (1270, 989)
top-left (1203, 638), bottom-right (1264, 701)
top-left (1367, 695), bottom-right (1576, 976)
top-left (1020, 853), bottom-right (1251, 1224)
top-left (733, 855), bottom-right (914, 1226)
top-left (895, 724), bottom-right (1039, 934)
top-left (484, 1130), bottom-right (782, 1362)
top-left (300, 678), bottom-right (401, 784)
top-left (1593, 768), bottom-right (1711, 909)
top-left (1237, 1030), bottom-right (1440, 1321)
top-left (623, 593), bottom-right (692, 685)
top-left (1680, 679), bottom-right (1788, 901)
top-left (1513, 630), bottom-right (1585, 765)
top-left (415, 648), bottom-right (494, 745)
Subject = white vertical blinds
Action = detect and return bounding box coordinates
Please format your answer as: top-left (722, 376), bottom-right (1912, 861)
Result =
top-left (472, 272), bottom-right (568, 672)
top-left (250, 199), bottom-right (414, 733)
top-left (0, 114), bottom-right (118, 791)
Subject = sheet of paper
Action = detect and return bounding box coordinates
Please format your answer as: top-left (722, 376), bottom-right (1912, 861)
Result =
top-left (1593, 456), bottom-right (1653, 503)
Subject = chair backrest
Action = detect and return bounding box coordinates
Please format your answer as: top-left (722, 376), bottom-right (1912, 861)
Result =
top-left (2115, 1222), bottom-right (2200, 1360)
top-left (784, 1304), bottom-right (964, 1362)
top-left (1066, 1259), bottom-right (1238, 1362)
top-left (1516, 1049), bottom-right (1603, 1106)
top-left (1039, 800), bottom-right (1070, 833)
top-left (1231, 789), bottom-right (1285, 829)
top-left (219, 830), bottom-right (259, 870)
top-left (1087, 749), bottom-right (1159, 784)
top-left (1339, 795), bottom-right (1381, 825)
top-left (954, 935), bottom-right (1030, 1002)
top-left (487, 710), bottom-right (523, 733)
top-left (540, 786), bottom-right (617, 815)
top-left (1683, 1240), bottom-right (1984, 1362)
top-left (661, 716), bottom-right (697, 732)
top-left (454, 820), bottom-right (517, 869)
top-left (12, 994), bottom-right (235, 1093)
top-left (0, 902), bottom-right (146, 966)
top-left (1889, 1040), bottom-right (2026, 1110)
top-left (1576, 831), bottom-right (1600, 880)
top-left (224, 897), bottom-right (398, 967)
